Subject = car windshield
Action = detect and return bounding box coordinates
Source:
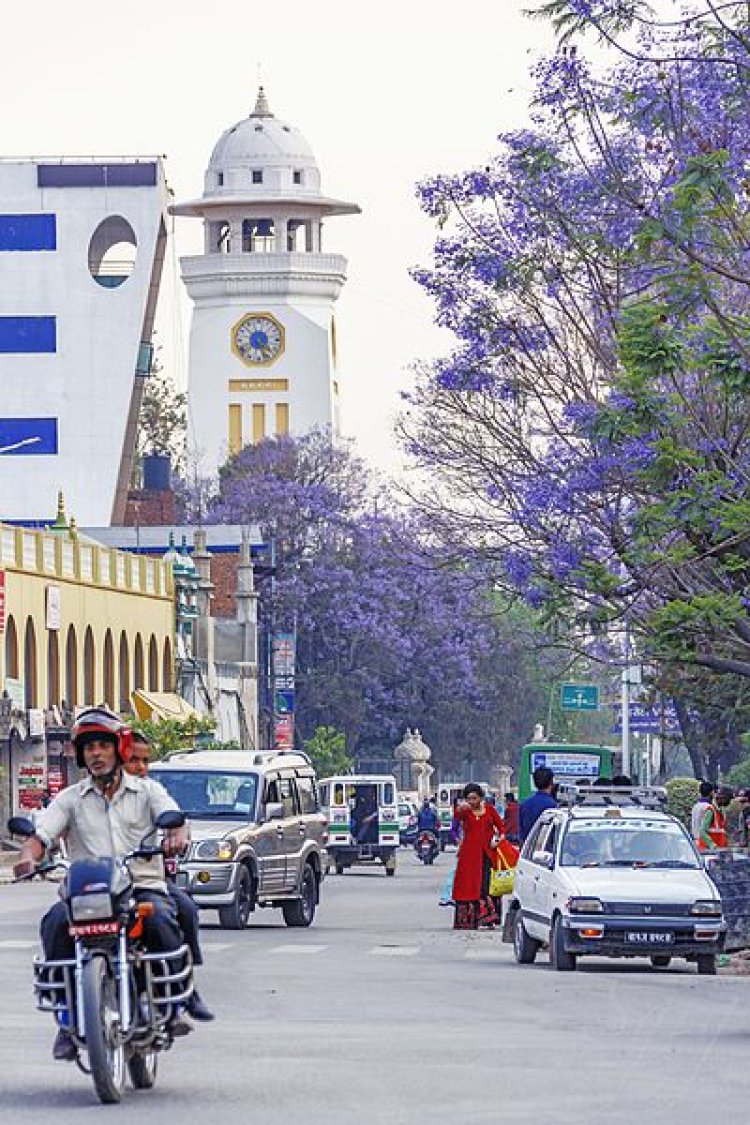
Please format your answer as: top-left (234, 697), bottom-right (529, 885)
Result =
top-left (152, 769), bottom-right (259, 820)
top-left (560, 818), bottom-right (699, 869)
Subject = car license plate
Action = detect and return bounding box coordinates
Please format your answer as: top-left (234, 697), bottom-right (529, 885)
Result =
top-left (625, 931), bottom-right (674, 945)
top-left (69, 921), bottom-right (120, 937)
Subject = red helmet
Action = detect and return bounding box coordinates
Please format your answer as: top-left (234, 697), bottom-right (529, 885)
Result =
top-left (71, 707), bottom-right (134, 769)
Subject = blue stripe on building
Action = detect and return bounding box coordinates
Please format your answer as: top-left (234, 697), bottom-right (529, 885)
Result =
top-left (0, 214), bottom-right (56, 251)
top-left (0, 317), bottom-right (56, 353)
top-left (0, 418), bottom-right (58, 455)
top-left (38, 163), bottom-right (157, 188)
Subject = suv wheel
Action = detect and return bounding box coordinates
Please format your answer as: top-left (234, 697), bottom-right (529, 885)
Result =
top-left (218, 866), bottom-right (252, 930)
top-left (650, 955), bottom-right (672, 969)
top-left (282, 864), bottom-right (316, 928)
top-left (696, 954), bottom-right (717, 975)
top-left (514, 913), bottom-right (541, 964)
top-left (550, 915), bottom-right (577, 972)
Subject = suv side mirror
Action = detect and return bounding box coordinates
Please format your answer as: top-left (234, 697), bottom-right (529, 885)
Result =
top-left (532, 850), bottom-right (554, 869)
top-left (265, 802), bottom-right (285, 822)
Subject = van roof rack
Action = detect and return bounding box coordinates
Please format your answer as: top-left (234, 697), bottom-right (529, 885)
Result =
top-left (556, 782), bottom-right (667, 810)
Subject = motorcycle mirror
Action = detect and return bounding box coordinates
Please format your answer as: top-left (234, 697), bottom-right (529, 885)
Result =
top-left (155, 810), bottom-right (186, 831)
top-left (7, 816), bottom-right (35, 838)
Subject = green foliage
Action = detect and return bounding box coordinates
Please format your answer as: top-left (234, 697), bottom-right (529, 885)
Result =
top-left (136, 364), bottom-right (187, 470)
top-left (303, 726), bottom-right (353, 778)
top-left (665, 777), bottom-right (700, 828)
top-left (725, 755), bottom-right (750, 790)
top-left (129, 714), bottom-right (216, 760)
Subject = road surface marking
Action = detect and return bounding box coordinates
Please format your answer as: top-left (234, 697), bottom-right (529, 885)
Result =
top-left (203, 943), bottom-right (234, 954)
top-left (0, 940), bottom-right (38, 950)
top-left (270, 944), bottom-right (327, 955)
top-left (464, 947), bottom-right (506, 960)
top-left (369, 945), bottom-right (420, 956)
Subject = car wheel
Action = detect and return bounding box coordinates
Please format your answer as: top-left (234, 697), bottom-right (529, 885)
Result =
top-left (283, 864), bottom-right (317, 927)
top-left (514, 913), bottom-right (541, 964)
top-left (550, 915), bottom-right (576, 972)
top-left (697, 954), bottom-right (717, 976)
top-left (650, 955), bottom-right (672, 969)
top-left (218, 866), bottom-right (252, 930)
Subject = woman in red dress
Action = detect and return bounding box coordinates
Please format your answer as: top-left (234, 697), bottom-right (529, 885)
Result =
top-left (452, 783), bottom-right (505, 929)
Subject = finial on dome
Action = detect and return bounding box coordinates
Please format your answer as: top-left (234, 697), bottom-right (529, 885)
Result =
top-left (250, 86), bottom-right (273, 119)
top-left (51, 490), bottom-right (69, 532)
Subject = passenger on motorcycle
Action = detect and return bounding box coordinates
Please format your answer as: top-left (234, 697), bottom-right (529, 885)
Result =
top-left (14, 707), bottom-right (191, 1062)
top-left (125, 732), bottom-right (214, 1022)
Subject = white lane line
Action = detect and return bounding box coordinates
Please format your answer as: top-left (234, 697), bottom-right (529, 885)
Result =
top-left (202, 943), bottom-right (234, 954)
top-left (0, 940), bottom-right (38, 950)
top-left (270, 944), bottom-right (327, 955)
top-left (369, 945), bottom-right (420, 957)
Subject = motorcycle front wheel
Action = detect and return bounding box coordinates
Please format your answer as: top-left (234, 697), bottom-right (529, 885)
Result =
top-left (82, 955), bottom-right (125, 1104)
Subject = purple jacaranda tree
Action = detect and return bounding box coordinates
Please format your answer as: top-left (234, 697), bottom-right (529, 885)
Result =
top-left (196, 432), bottom-right (564, 771)
top-left (403, 1), bottom-right (750, 773)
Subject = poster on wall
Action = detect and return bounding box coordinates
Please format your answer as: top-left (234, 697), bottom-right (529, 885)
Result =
top-left (17, 763), bottom-right (46, 810)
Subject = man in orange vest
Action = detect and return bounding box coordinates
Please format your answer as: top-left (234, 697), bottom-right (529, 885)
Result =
top-left (698, 786), bottom-right (734, 852)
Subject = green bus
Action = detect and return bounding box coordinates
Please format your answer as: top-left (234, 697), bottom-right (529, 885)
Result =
top-left (517, 743), bottom-right (615, 801)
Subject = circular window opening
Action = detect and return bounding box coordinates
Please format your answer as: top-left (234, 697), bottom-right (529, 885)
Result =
top-left (88, 215), bottom-right (137, 288)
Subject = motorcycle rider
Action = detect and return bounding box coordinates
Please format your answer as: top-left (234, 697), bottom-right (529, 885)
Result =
top-left (417, 798), bottom-right (439, 834)
top-left (125, 731), bottom-right (214, 1022)
top-left (14, 707), bottom-right (191, 1061)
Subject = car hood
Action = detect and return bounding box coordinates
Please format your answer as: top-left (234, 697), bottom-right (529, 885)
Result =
top-left (561, 867), bottom-right (718, 903)
top-left (188, 819), bottom-right (252, 841)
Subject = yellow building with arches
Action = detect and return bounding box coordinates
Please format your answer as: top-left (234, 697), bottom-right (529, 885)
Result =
top-left (0, 515), bottom-right (175, 826)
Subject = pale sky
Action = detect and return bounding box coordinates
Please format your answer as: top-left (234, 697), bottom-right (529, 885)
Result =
top-left (1, 0), bottom-right (550, 475)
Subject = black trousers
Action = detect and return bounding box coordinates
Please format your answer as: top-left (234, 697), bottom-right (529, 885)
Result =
top-left (168, 885), bottom-right (202, 966)
top-left (41, 890), bottom-right (182, 962)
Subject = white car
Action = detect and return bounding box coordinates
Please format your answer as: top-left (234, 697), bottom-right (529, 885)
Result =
top-left (511, 785), bottom-right (725, 973)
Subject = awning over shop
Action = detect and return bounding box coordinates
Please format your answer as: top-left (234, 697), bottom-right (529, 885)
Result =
top-left (131, 690), bottom-right (202, 723)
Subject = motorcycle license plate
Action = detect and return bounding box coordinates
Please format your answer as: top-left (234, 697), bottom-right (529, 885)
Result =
top-left (69, 921), bottom-right (120, 937)
top-left (625, 931), bottom-right (674, 945)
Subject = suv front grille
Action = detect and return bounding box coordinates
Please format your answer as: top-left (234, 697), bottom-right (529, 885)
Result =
top-left (604, 902), bottom-right (692, 917)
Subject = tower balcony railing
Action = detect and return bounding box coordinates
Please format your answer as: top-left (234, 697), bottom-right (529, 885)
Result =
top-left (181, 250), bottom-right (348, 276)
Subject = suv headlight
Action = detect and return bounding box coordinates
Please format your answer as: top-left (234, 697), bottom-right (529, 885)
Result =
top-left (567, 897), bottom-right (604, 914)
top-left (690, 900), bottom-right (722, 917)
top-left (194, 838), bottom-right (236, 861)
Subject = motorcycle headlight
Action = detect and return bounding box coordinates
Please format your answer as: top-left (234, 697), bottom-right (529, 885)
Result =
top-left (690, 900), bottom-right (722, 917)
top-left (567, 897), bottom-right (604, 914)
top-left (70, 892), bottom-right (113, 921)
top-left (194, 838), bottom-right (236, 861)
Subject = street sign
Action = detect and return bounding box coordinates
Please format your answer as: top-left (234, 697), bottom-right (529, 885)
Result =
top-left (275, 689), bottom-right (294, 715)
top-left (560, 683), bottom-right (600, 712)
top-left (613, 701), bottom-right (680, 735)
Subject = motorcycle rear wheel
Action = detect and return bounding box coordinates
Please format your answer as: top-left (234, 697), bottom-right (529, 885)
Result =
top-left (82, 955), bottom-right (125, 1104)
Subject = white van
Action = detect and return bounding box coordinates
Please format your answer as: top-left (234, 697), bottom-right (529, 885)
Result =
top-left (319, 775), bottom-right (400, 875)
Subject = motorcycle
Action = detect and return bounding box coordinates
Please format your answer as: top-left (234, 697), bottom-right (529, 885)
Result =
top-left (415, 829), bottom-right (439, 865)
top-left (8, 810), bottom-right (194, 1105)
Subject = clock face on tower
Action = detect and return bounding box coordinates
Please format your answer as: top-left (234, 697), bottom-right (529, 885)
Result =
top-left (231, 312), bottom-right (285, 367)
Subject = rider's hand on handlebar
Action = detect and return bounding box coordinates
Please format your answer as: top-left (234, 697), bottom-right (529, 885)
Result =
top-left (163, 825), bottom-right (189, 858)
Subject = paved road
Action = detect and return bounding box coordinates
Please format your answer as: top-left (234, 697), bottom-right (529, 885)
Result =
top-left (1, 855), bottom-right (749, 1123)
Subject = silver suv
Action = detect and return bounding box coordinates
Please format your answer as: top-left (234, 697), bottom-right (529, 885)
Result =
top-left (150, 750), bottom-right (327, 930)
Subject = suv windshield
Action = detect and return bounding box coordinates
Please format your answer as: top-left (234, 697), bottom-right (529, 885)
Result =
top-left (560, 818), bottom-right (699, 869)
top-left (152, 769), bottom-right (259, 820)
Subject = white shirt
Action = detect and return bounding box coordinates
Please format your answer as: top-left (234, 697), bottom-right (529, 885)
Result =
top-left (35, 770), bottom-right (178, 890)
top-left (691, 799), bottom-right (710, 840)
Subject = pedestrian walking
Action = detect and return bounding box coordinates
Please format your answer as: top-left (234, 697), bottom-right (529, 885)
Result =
top-left (519, 767), bottom-right (556, 843)
top-left (503, 792), bottom-right (519, 844)
top-left (697, 786), bottom-right (733, 852)
top-left (451, 783), bottom-right (505, 930)
top-left (691, 781), bottom-right (716, 843)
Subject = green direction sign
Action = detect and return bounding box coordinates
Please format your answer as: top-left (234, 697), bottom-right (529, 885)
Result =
top-left (560, 683), bottom-right (600, 712)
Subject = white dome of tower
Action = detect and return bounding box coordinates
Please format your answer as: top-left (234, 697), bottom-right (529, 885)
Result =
top-left (205, 88), bottom-right (322, 199)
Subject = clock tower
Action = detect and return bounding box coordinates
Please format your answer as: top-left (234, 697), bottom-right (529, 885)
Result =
top-left (172, 88), bottom-right (360, 478)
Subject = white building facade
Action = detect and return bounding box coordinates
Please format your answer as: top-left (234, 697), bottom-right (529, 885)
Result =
top-left (172, 89), bottom-right (360, 479)
top-left (0, 158), bottom-right (168, 525)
